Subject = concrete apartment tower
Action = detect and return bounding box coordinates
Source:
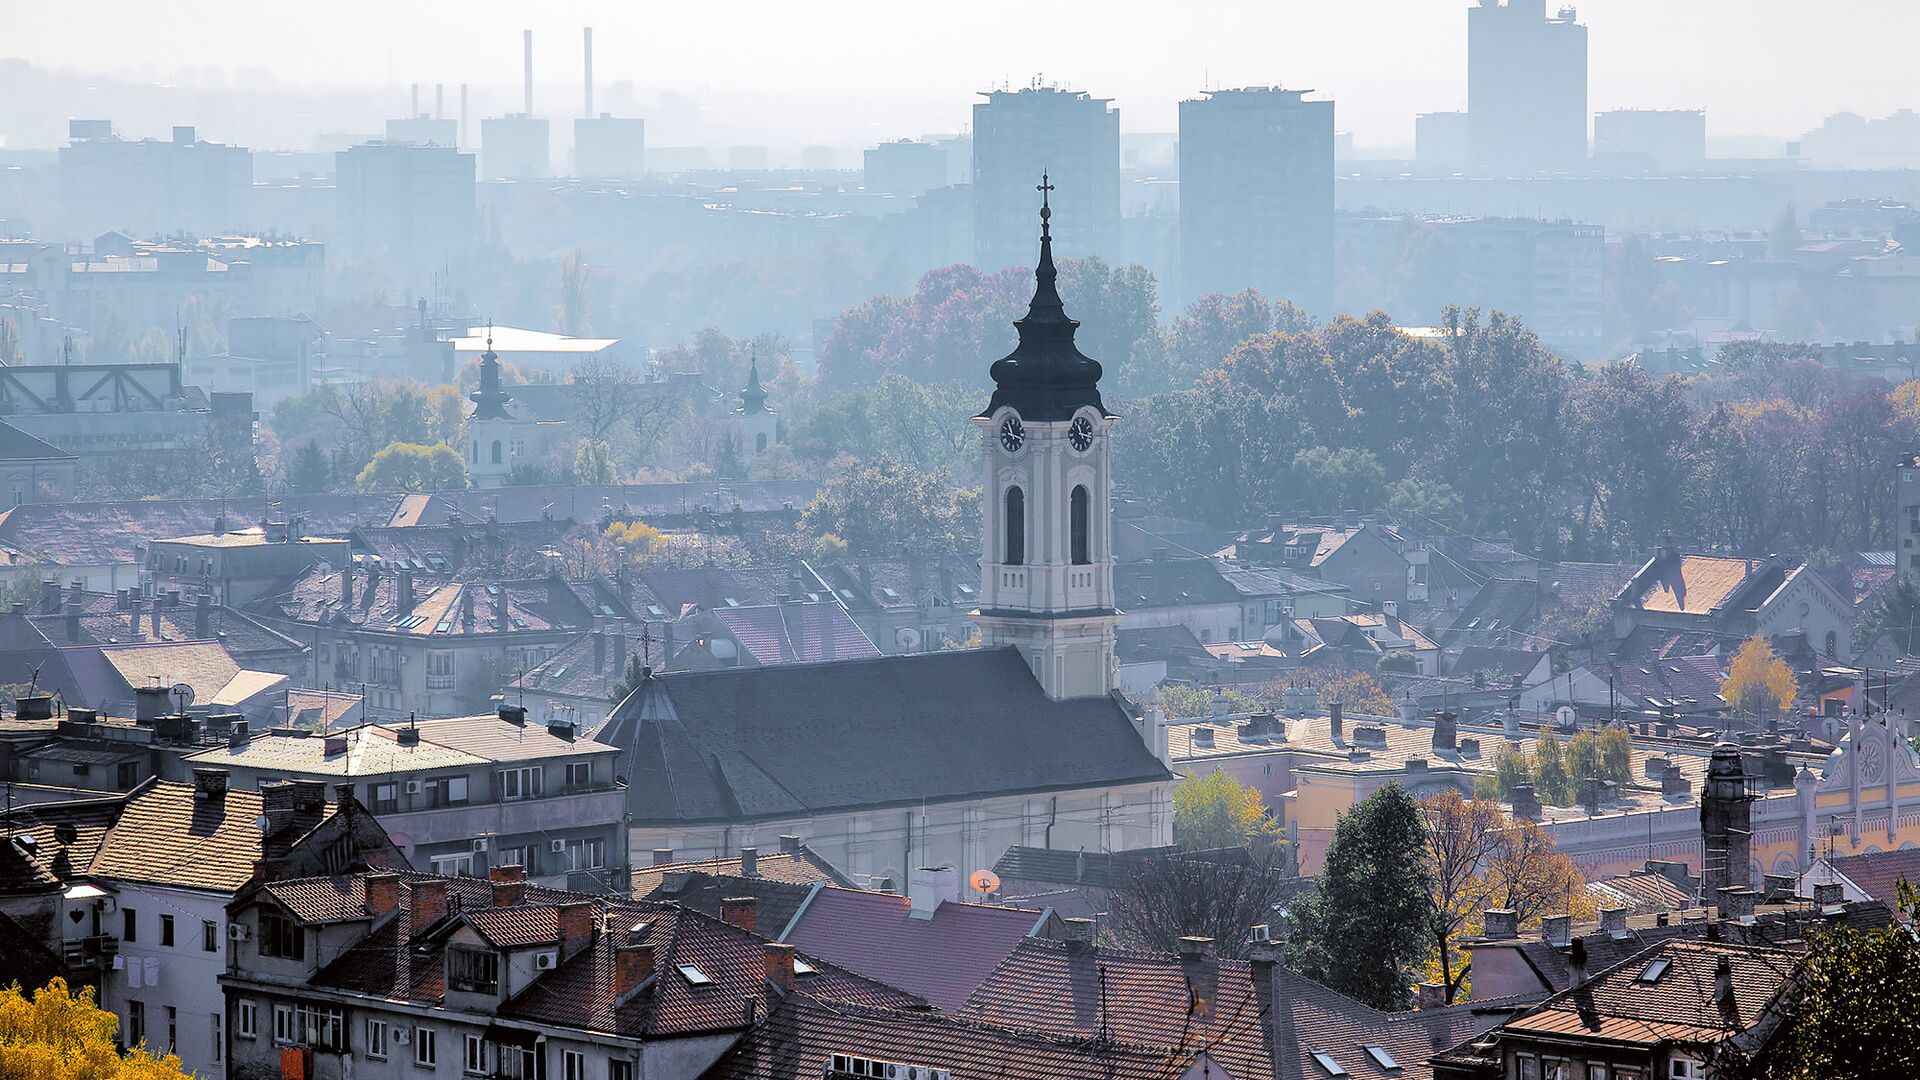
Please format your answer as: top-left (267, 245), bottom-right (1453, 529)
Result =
top-left (971, 86), bottom-right (1120, 272)
top-left (1177, 86), bottom-right (1335, 314)
top-left (1467, 0), bottom-right (1588, 173)
top-left (972, 181), bottom-right (1119, 701)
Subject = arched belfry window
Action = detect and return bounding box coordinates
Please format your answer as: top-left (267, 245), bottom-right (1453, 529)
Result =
top-left (1070, 485), bottom-right (1091, 565)
top-left (1004, 487), bottom-right (1026, 566)
top-left (490, 440), bottom-right (503, 465)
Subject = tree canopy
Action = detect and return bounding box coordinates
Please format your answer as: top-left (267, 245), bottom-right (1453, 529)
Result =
top-left (1172, 769), bottom-right (1280, 851)
top-left (0, 978), bottom-right (190, 1079)
top-left (1288, 783), bottom-right (1436, 1011)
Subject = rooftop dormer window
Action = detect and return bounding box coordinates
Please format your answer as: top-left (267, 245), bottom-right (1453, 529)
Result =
top-left (447, 947), bottom-right (500, 994)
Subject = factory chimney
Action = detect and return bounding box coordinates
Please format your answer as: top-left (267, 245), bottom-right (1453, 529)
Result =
top-left (411, 83), bottom-right (420, 118)
top-left (523, 29), bottom-right (535, 116)
top-left (435, 83), bottom-right (444, 120)
top-left (460, 84), bottom-right (469, 148)
top-left (583, 27), bottom-right (594, 119)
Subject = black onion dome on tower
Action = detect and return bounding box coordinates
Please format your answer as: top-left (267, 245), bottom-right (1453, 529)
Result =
top-left (978, 175), bottom-right (1111, 423)
top-left (738, 349), bottom-right (769, 414)
top-left (469, 327), bottom-right (514, 421)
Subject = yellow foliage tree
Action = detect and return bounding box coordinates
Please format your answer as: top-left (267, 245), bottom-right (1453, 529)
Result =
top-left (1172, 769), bottom-right (1281, 850)
top-left (1722, 635), bottom-right (1796, 721)
top-left (0, 978), bottom-right (189, 1079)
top-left (602, 521), bottom-right (668, 564)
top-left (1317, 670), bottom-right (1395, 716)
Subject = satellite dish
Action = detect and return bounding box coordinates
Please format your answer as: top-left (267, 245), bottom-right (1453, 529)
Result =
top-left (171, 682), bottom-right (195, 706)
top-left (970, 869), bottom-right (1001, 895)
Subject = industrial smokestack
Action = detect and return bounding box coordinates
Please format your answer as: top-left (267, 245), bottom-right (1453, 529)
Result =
top-left (460, 83), bottom-right (469, 148)
top-left (435, 83), bottom-right (444, 120)
top-left (583, 27), bottom-right (594, 119)
top-left (523, 29), bottom-right (534, 116)
top-left (411, 83), bottom-right (420, 118)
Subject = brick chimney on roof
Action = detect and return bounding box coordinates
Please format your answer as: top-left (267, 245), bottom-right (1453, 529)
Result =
top-left (491, 863), bottom-right (526, 907)
top-left (721, 896), bottom-right (758, 933)
top-left (557, 902), bottom-right (595, 959)
top-left (410, 879), bottom-right (450, 927)
top-left (366, 873), bottom-right (401, 918)
top-left (1177, 936), bottom-right (1217, 1016)
top-left (615, 942), bottom-right (655, 1000)
top-left (764, 942), bottom-right (796, 994)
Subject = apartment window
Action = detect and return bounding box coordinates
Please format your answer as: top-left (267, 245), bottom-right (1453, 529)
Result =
top-left (210, 1013), bottom-right (221, 1062)
top-left (373, 782), bottom-right (399, 814)
top-left (122, 909), bottom-right (136, 942)
top-left (236, 1000), bottom-right (257, 1039)
top-left (202, 920), bottom-right (218, 952)
top-left (165, 1006), bottom-right (176, 1053)
top-left (447, 948), bottom-right (501, 994)
top-left (159, 914), bottom-right (174, 947)
top-left (496, 846), bottom-right (534, 875)
top-left (366, 1018), bottom-right (389, 1059)
top-left (117, 761), bottom-right (138, 789)
top-left (463, 1033), bottom-right (490, 1076)
top-left (128, 1001), bottom-right (145, 1047)
top-left (259, 910), bottom-right (305, 960)
top-left (1518, 1057), bottom-right (1539, 1080)
top-left (427, 650), bottom-right (455, 689)
top-left (430, 853), bottom-right (475, 876)
top-left (414, 1028), bottom-right (437, 1068)
top-left (565, 838), bottom-right (606, 871)
top-left (565, 761), bottom-right (592, 788)
top-left (273, 1004), bottom-right (296, 1045)
top-left (609, 1060), bottom-right (635, 1080)
top-left (1589, 1066), bottom-right (1608, 1080)
top-left (563, 1050), bottom-right (588, 1080)
top-left (274, 1003), bottom-right (345, 1051)
top-left (429, 774), bottom-right (469, 808)
top-left (1543, 1060), bottom-right (1572, 1080)
top-left (499, 767), bottom-right (543, 801)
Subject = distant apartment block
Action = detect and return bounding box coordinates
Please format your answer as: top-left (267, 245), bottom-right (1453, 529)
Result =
top-left (385, 115), bottom-right (458, 147)
top-left (481, 115), bottom-right (551, 179)
top-left (1467, 0), bottom-right (1589, 173)
top-left (1416, 110), bottom-right (1472, 168)
top-left (1594, 109), bottom-right (1707, 172)
top-left (55, 122), bottom-right (253, 239)
top-left (864, 139), bottom-right (950, 199)
top-left (1178, 86), bottom-right (1335, 313)
top-left (972, 86), bottom-right (1120, 271)
top-left (1431, 216), bottom-right (1605, 357)
top-left (574, 115), bottom-right (646, 178)
top-left (333, 141), bottom-right (477, 297)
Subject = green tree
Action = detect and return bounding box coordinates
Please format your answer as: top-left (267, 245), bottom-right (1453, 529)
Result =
top-left (1289, 784), bottom-right (1436, 1011)
top-left (284, 441), bottom-right (332, 493)
top-left (1533, 729), bottom-right (1573, 805)
top-left (1863, 577), bottom-right (1920, 657)
top-left (1172, 769), bottom-right (1280, 850)
top-left (1755, 884), bottom-right (1920, 1078)
top-left (1387, 475), bottom-right (1465, 530)
top-left (796, 455), bottom-right (969, 556)
top-left (1480, 743), bottom-right (1535, 801)
top-left (572, 439), bottom-right (619, 485)
top-left (1294, 446), bottom-right (1387, 514)
top-left (608, 654), bottom-right (651, 704)
top-left (356, 442), bottom-right (469, 492)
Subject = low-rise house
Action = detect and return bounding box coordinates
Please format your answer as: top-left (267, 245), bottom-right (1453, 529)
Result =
top-left (179, 707), bottom-right (626, 891)
top-left (1287, 610), bottom-right (1440, 674)
top-left (1438, 578), bottom-right (1540, 650)
top-left (0, 419), bottom-right (78, 505)
top-left (1230, 520), bottom-right (1419, 610)
top-left (807, 555), bottom-right (980, 653)
top-left (221, 866), bottom-right (923, 1080)
top-left (147, 525), bottom-right (349, 606)
top-left (672, 601), bottom-right (881, 670)
top-left (1116, 557), bottom-right (1347, 646)
top-left (1610, 548), bottom-right (1855, 662)
top-left (1434, 940), bottom-right (1803, 1080)
top-left (781, 870), bottom-right (1059, 1012)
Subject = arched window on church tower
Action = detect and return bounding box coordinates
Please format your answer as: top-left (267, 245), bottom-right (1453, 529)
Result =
top-left (1070, 485), bottom-right (1090, 565)
top-left (1004, 487), bottom-right (1025, 566)
top-left (491, 440), bottom-right (503, 465)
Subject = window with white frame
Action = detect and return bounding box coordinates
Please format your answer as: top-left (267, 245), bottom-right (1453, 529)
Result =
top-left (373, 782), bottom-right (399, 814)
top-left (498, 766), bottom-right (543, 801)
top-left (414, 1027), bottom-right (437, 1067)
top-left (563, 1049), bottom-right (588, 1080)
top-left (366, 1017), bottom-right (389, 1059)
top-left (427, 649), bottom-right (455, 689)
top-left (236, 1000), bottom-right (256, 1039)
top-left (496, 845), bottom-right (534, 875)
top-left (565, 837), bottom-right (606, 871)
top-left (210, 1013), bottom-right (221, 1062)
top-left (430, 853), bottom-right (475, 876)
top-left (565, 761), bottom-right (592, 788)
top-left (273, 1003), bottom-right (345, 1051)
top-left (463, 1033), bottom-right (490, 1076)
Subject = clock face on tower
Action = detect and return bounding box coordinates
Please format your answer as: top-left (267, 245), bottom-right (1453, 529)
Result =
top-left (1068, 415), bottom-right (1095, 452)
top-left (999, 415), bottom-right (1025, 453)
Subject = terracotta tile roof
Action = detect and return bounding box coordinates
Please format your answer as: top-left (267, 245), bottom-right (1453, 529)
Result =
top-left (89, 780), bottom-right (328, 892)
top-left (709, 993), bottom-right (1194, 1080)
top-left (468, 905), bottom-right (561, 948)
top-left (813, 555), bottom-right (981, 611)
top-left (1440, 578), bottom-right (1540, 648)
top-left (783, 887), bottom-right (1052, 1012)
top-left (1499, 940), bottom-right (1800, 1047)
top-left (183, 724), bottom-right (483, 775)
top-left (1826, 848), bottom-right (1920, 904)
top-left (710, 602), bottom-right (881, 666)
top-left (1632, 554), bottom-right (1764, 615)
top-left (1587, 871), bottom-right (1697, 914)
top-left (641, 875), bottom-right (824, 938)
top-left (966, 939), bottom-right (1514, 1080)
top-left (0, 797), bottom-right (120, 893)
top-left (94, 640), bottom-right (242, 703)
top-left (631, 849), bottom-right (852, 897)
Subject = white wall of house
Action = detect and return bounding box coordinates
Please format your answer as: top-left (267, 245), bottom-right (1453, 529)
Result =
top-left (107, 883), bottom-right (231, 1078)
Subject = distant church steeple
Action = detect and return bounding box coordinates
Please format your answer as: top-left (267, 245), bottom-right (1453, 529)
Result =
top-left (737, 349), bottom-right (769, 415)
top-left (972, 178), bottom-right (1119, 701)
top-left (733, 347), bottom-right (778, 459)
top-left (470, 326), bottom-right (514, 421)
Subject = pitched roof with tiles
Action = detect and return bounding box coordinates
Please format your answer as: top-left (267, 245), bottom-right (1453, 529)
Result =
top-left (814, 555), bottom-right (981, 611)
top-left (410, 713), bottom-right (619, 762)
top-left (183, 724), bottom-right (484, 776)
top-left (1625, 554), bottom-right (1787, 616)
top-left (509, 628), bottom-right (636, 702)
top-left (89, 780), bottom-right (331, 892)
top-left (1587, 871), bottom-right (1698, 914)
top-left (1439, 578), bottom-right (1540, 647)
top-left (710, 602), bottom-right (882, 666)
top-left (782, 887), bottom-right (1052, 1013)
top-left (31, 601), bottom-right (304, 659)
top-left (1498, 940), bottom-right (1800, 1048)
top-left (597, 648), bottom-right (1171, 826)
top-left (254, 568), bottom-right (598, 637)
top-left (631, 848), bottom-right (853, 898)
top-left (1449, 646), bottom-right (1548, 683)
top-left (0, 796), bottom-right (120, 894)
top-left (705, 992), bottom-right (1194, 1080)
top-left (641, 874), bottom-right (826, 939)
top-left (1115, 558), bottom-right (1245, 609)
top-left (0, 494), bottom-right (402, 570)
top-left (398, 481), bottom-right (817, 528)
top-left (1116, 623), bottom-right (1212, 664)
top-left (0, 418), bottom-right (76, 462)
top-left (966, 939), bottom-right (1515, 1080)
top-left (1825, 847), bottom-right (1920, 904)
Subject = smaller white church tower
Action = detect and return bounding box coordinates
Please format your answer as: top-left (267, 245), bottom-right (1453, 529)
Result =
top-left (468, 329), bottom-right (517, 488)
top-left (971, 176), bottom-right (1119, 700)
top-left (734, 350), bottom-right (779, 459)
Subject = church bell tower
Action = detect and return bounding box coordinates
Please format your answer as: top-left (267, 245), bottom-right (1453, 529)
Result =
top-left (972, 176), bottom-right (1119, 700)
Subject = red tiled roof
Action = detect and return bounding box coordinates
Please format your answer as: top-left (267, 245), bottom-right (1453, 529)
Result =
top-left (468, 906), bottom-right (561, 948)
top-left (783, 888), bottom-right (1051, 1013)
top-left (89, 780), bottom-right (326, 892)
top-left (709, 993), bottom-right (1194, 1080)
top-left (1500, 940), bottom-right (1800, 1047)
top-left (1828, 848), bottom-right (1920, 904)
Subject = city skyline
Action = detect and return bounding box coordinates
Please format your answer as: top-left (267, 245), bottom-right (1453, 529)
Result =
top-left (5, 0), bottom-right (1920, 150)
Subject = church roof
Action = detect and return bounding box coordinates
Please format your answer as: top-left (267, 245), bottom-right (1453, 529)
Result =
top-left (595, 647), bottom-right (1170, 826)
top-left (978, 179), bottom-right (1110, 423)
top-left (468, 331), bottom-right (514, 422)
top-left (737, 352), bottom-right (770, 415)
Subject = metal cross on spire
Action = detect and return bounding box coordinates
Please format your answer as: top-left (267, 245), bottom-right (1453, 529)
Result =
top-left (1037, 172), bottom-right (1054, 237)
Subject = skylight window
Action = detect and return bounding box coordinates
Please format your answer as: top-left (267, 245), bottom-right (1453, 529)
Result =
top-left (1637, 958), bottom-right (1672, 983)
top-left (1310, 1052), bottom-right (1349, 1077)
top-left (677, 964), bottom-right (711, 985)
top-left (792, 958), bottom-right (816, 976)
top-left (1363, 1046), bottom-right (1400, 1071)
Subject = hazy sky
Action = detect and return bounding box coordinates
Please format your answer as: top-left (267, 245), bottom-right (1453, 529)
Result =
top-left (10, 0), bottom-right (1918, 147)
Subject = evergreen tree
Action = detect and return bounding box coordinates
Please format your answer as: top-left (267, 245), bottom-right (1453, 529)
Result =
top-left (285, 441), bottom-right (332, 493)
top-left (1289, 783), bottom-right (1435, 1010)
